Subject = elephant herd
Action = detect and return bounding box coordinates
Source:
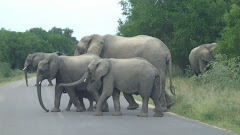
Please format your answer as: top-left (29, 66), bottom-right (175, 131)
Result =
top-left (23, 34), bottom-right (217, 117)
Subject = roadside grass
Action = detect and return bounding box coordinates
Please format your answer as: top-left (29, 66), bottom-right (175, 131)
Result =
top-left (0, 72), bottom-right (36, 87)
top-left (169, 76), bottom-right (240, 134)
top-left (133, 55), bottom-right (240, 134)
top-left (133, 75), bottom-right (240, 134)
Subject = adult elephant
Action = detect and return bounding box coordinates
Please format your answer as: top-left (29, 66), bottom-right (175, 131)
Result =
top-left (74, 34), bottom-right (175, 109)
top-left (23, 51), bottom-right (65, 86)
top-left (189, 43), bottom-right (217, 76)
top-left (36, 53), bottom-right (108, 112)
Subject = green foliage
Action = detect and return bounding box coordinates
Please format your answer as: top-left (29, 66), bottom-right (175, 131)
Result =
top-left (0, 27), bottom-right (78, 70)
top-left (190, 54), bottom-right (240, 89)
top-left (0, 62), bottom-right (23, 82)
top-left (118, 0), bottom-right (236, 69)
top-left (217, 4), bottom-right (240, 58)
top-left (0, 62), bottom-right (12, 78)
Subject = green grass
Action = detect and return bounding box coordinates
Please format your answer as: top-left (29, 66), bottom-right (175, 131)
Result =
top-left (0, 73), bottom-right (36, 87)
top-left (133, 75), bottom-right (240, 134)
top-left (169, 76), bottom-right (240, 134)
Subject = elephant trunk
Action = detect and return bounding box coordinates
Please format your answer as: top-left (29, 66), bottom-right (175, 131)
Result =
top-left (37, 83), bottom-right (49, 112)
top-left (58, 72), bottom-right (88, 88)
top-left (24, 68), bottom-right (28, 86)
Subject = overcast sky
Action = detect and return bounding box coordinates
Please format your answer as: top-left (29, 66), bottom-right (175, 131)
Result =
top-left (0, 0), bottom-right (124, 40)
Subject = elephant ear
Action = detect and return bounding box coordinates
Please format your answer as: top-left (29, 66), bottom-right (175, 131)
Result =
top-left (48, 54), bottom-right (59, 80)
top-left (87, 35), bottom-right (104, 56)
top-left (95, 59), bottom-right (109, 81)
top-left (32, 54), bottom-right (41, 67)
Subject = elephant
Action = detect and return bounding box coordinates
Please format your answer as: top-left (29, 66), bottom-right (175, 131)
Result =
top-left (74, 34), bottom-right (175, 109)
top-left (189, 43), bottom-right (217, 76)
top-left (23, 51), bottom-right (65, 86)
top-left (59, 58), bottom-right (164, 117)
top-left (66, 90), bottom-right (96, 111)
top-left (36, 53), bottom-right (108, 112)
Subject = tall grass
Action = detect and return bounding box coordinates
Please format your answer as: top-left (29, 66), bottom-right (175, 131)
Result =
top-left (170, 54), bottom-right (240, 134)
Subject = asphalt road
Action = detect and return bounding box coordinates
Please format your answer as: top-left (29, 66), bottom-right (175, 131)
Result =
top-left (0, 77), bottom-right (238, 135)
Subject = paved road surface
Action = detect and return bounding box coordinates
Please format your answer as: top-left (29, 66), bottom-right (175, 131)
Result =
top-left (0, 78), bottom-right (237, 135)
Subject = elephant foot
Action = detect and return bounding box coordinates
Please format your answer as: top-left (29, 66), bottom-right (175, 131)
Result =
top-left (112, 111), bottom-right (122, 116)
top-left (65, 107), bottom-right (70, 111)
top-left (76, 107), bottom-right (85, 112)
top-left (51, 107), bottom-right (61, 112)
top-left (48, 83), bottom-right (53, 86)
top-left (167, 102), bottom-right (174, 109)
top-left (87, 107), bottom-right (94, 111)
top-left (94, 111), bottom-right (103, 116)
top-left (154, 107), bottom-right (168, 112)
top-left (137, 112), bottom-right (148, 117)
top-left (127, 103), bottom-right (139, 110)
top-left (102, 105), bottom-right (109, 112)
top-left (153, 112), bottom-right (164, 117)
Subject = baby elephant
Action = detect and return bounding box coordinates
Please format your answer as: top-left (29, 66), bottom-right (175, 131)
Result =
top-left (66, 90), bottom-right (95, 111)
top-left (60, 58), bottom-right (164, 117)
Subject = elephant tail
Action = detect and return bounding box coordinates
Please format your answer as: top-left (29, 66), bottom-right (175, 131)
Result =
top-left (167, 56), bottom-right (175, 95)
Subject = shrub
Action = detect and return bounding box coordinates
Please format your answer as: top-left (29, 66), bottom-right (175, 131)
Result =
top-left (190, 54), bottom-right (240, 89)
top-left (0, 62), bottom-right (12, 78)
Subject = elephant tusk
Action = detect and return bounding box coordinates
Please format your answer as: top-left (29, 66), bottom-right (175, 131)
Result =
top-left (38, 81), bottom-right (42, 85)
top-left (84, 79), bottom-right (87, 83)
top-left (22, 66), bottom-right (27, 70)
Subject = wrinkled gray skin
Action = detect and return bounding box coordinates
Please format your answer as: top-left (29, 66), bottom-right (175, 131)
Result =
top-left (36, 53), bottom-right (108, 112)
top-left (23, 51), bottom-right (65, 86)
top-left (189, 43), bottom-right (217, 76)
top-left (74, 34), bottom-right (175, 109)
top-left (59, 58), bottom-right (164, 117)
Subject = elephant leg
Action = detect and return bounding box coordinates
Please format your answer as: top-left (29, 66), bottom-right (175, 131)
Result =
top-left (78, 96), bottom-right (86, 111)
top-left (66, 99), bottom-right (72, 111)
top-left (66, 88), bottom-right (85, 112)
top-left (112, 89), bottom-right (122, 116)
top-left (138, 96), bottom-right (149, 117)
top-left (48, 79), bottom-right (53, 86)
top-left (151, 85), bottom-right (164, 117)
top-left (94, 80), bottom-right (113, 116)
top-left (157, 76), bottom-right (167, 108)
top-left (51, 85), bottom-right (63, 112)
top-left (158, 72), bottom-right (173, 110)
top-left (88, 82), bottom-right (109, 112)
top-left (199, 60), bottom-right (207, 73)
top-left (123, 93), bottom-right (139, 110)
top-left (87, 98), bottom-right (94, 111)
top-left (165, 92), bottom-right (174, 109)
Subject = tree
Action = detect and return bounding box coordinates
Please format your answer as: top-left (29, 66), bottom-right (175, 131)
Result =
top-left (117, 0), bottom-right (236, 70)
top-left (217, 4), bottom-right (240, 58)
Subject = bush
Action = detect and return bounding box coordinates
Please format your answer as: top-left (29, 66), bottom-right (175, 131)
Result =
top-left (0, 62), bottom-right (12, 78)
top-left (190, 54), bottom-right (240, 89)
top-left (0, 62), bottom-right (24, 83)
